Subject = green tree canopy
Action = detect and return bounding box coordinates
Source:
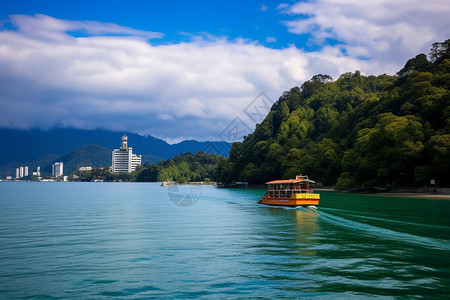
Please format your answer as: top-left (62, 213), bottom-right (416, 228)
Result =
top-left (218, 40), bottom-right (450, 188)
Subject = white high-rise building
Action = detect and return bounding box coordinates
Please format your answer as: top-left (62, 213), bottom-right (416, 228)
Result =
top-left (52, 162), bottom-right (64, 177)
top-left (16, 168), bottom-right (20, 179)
top-left (112, 135), bottom-right (142, 173)
top-left (19, 166), bottom-right (24, 178)
top-left (24, 166), bottom-right (28, 177)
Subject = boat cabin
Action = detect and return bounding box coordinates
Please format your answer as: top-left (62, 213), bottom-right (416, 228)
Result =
top-left (267, 175), bottom-right (314, 198)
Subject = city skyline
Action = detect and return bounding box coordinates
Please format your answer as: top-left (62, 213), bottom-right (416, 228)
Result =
top-left (13, 165), bottom-right (39, 180)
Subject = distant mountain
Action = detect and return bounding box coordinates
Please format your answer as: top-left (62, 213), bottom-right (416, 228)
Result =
top-left (0, 128), bottom-right (230, 178)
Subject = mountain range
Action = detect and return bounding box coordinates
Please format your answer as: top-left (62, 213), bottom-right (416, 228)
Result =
top-left (0, 128), bottom-right (230, 178)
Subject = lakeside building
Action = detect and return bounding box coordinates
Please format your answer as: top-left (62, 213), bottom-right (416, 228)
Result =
top-left (15, 165), bottom-right (30, 179)
top-left (79, 166), bottom-right (92, 171)
top-left (32, 166), bottom-right (41, 177)
top-left (52, 162), bottom-right (64, 177)
top-left (112, 135), bottom-right (142, 173)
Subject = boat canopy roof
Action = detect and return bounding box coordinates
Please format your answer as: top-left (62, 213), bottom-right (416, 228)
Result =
top-left (266, 178), bottom-right (315, 185)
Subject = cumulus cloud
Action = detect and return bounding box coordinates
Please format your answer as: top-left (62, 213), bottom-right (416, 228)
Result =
top-left (283, 0), bottom-right (450, 69)
top-left (0, 14), bottom-right (311, 141)
top-left (0, 8), bottom-right (448, 141)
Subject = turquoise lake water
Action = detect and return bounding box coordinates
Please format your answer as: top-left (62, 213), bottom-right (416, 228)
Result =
top-left (0, 182), bottom-right (449, 299)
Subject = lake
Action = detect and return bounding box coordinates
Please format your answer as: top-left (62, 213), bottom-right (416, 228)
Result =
top-left (0, 182), bottom-right (449, 299)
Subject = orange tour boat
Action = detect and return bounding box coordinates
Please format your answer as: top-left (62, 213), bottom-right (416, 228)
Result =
top-left (259, 175), bottom-right (320, 207)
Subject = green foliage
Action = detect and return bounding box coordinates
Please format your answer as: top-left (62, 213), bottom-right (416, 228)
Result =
top-left (177, 176), bottom-right (188, 184)
top-left (70, 167), bottom-right (119, 182)
top-left (135, 151), bottom-right (222, 182)
top-left (397, 54), bottom-right (433, 77)
top-left (429, 39), bottom-right (450, 64)
top-left (218, 40), bottom-right (450, 188)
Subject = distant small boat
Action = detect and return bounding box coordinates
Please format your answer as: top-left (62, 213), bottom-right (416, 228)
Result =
top-left (161, 181), bottom-right (174, 187)
top-left (259, 175), bottom-right (320, 207)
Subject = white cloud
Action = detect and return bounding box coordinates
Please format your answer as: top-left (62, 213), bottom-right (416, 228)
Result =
top-left (0, 14), bottom-right (314, 141)
top-left (284, 0), bottom-right (450, 69)
top-left (277, 3), bottom-right (290, 10)
top-left (0, 9), bottom-right (448, 142)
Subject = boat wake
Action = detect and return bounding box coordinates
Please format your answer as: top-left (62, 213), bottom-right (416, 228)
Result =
top-left (324, 207), bottom-right (450, 231)
top-left (318, 209), bottom-right (450, 251)
top-left (282, 205), bottom-right (317, 211)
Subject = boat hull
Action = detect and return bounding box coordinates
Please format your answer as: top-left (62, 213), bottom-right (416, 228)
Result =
top-left (258, 194), bottom-right (319, 207)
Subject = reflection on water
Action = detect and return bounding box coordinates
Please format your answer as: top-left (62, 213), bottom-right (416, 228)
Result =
top-left (259, 207), bottom-right (320, 257)
top-left (293, 208), bottom-right (320, 256)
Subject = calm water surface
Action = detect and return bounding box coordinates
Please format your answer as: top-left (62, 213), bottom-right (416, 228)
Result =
top-left (0, 182), bottom-right (449, 299)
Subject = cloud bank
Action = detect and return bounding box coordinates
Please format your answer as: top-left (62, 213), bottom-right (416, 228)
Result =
top-left (0, 2), bottom-right (448, 142)
top-left (283, 0), bottom-right (449, 66)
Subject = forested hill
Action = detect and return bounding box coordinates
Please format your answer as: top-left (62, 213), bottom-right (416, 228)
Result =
top-left (217, 40), bottom-right (450, 188)
top-left (136, 152), bottom-right (222, 182)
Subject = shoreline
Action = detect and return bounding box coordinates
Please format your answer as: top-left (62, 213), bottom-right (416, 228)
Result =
top-left (377, 192), bottom-right (450, 200)
top-left (314, 187), bottom-right (450, 200)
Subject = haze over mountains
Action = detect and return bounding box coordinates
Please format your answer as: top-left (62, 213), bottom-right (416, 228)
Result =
top-left (0, 128), bottom-right (230, 177)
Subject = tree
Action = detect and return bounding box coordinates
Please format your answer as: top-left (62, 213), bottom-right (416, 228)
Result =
top-left (311, 74), bottom-right (333, 83)
top-left (429, 39), bottom-right (450, 64)
top-left (427, 134), bottom-right (450, 185)
top-left (397, 54), bottom-right (433, 77)
top-left (178, 176), bottom-right (188, 184)
top-left (300, 74), bottom-right (332, 99)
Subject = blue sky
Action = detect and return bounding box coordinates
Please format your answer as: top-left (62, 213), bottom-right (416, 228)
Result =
top-left (0, 0), bottom-right (449, 143)
top-left (1, 0), bottom-right (320, 53)
top-left (1, 1), bottom-right (307, 48)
